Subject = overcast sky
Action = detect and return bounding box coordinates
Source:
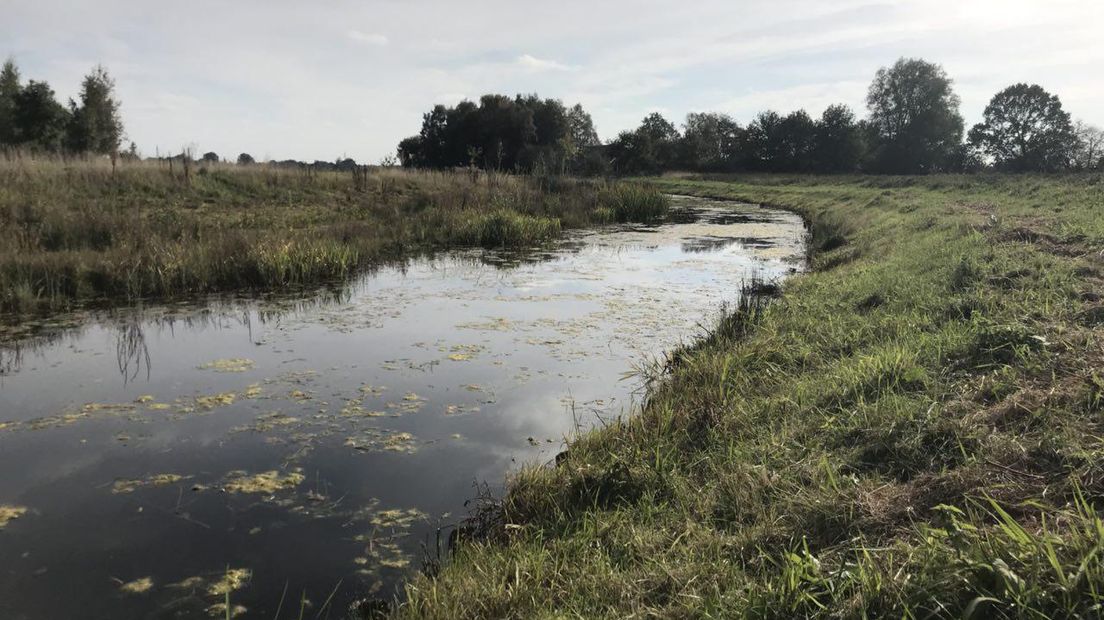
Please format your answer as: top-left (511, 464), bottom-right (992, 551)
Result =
top-left (4, 0), bottom-right (1102, 162)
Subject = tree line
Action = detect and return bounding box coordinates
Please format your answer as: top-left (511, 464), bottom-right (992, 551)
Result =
top-left (398, 58), bottom-right (1104, 175)
top-left (0, 59), bottom-right (125, 155)
top-left (397, 95), bottom-right (604, 174)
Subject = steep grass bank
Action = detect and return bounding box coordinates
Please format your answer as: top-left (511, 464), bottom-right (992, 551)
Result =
top-left (0, 158), bottom-right (667, 317)
top-left (399, 174), bottom-right (1104, 618)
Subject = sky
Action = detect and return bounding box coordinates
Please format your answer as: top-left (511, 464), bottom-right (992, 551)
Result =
top-left (3, 0), bottom-right (1102, 162)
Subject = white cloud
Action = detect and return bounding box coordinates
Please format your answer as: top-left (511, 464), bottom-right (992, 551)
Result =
top-left (516, 54), bottom-right (572, 72)
top-left (3, 0), bottom-right (1101, 161)
top-left (347, 30), bottom-right (388, 46)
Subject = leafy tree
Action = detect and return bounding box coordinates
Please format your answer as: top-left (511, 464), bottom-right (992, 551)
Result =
top-left (13, 80), bottom-right (70, 151)
top-left (777, 110), bottom-right (817, 172)
top-left (679, 112), bottom-right (742, 171)
top-left (567, 104), bottom-right (600, 150)
top-left (866, 58), bottom-right (964, 173)
top-left (237, 152), bottom-right (255, 165)
top-left (66, 65), bottom-right (124, 154)
top-left (398, 95), bottom-right (599, 173)
top-left (609, 113), bottom-right (680, 174)
top-left (1072, 121), bottom-right (1104, 171)
top-left (813, 104), bottom-right (864, 172)
top-left (0, 58), bottom-right (21, 145)
top-left (201, 151), bottom-right (219, 163)
top-left (967, 84), bottom-right (1077, 172)
top-left (565, 103), bottom-right (601, 173)
top-left (743, 111), bottom-right (785, 171)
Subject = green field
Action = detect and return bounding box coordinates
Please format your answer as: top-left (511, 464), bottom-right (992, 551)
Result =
top-left (0, 158), bottom-right (666, 320)
top-left (398, 174), bottom-right (1104, 618)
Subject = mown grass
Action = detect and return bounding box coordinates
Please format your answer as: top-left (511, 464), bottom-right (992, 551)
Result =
top-left (397, 173), bottom-right (1104, 618)
top-left (0, 156), bottom-right (668, 318)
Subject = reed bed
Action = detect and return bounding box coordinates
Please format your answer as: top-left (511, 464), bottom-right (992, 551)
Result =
top-left (0, 155), bottom-right (668, 316)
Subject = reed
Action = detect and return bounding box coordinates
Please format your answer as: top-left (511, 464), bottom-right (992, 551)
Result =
top-left (0, 155), bottom-right (666, 316)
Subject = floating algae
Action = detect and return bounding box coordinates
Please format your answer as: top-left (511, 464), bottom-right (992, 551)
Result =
top-left (167, 576), bottom-right (206, 590)
top-left (383, 432), bottom-right (417, 453)
top-left (195, 392), bottom-right (236, 410)
top-left (445, 343), bottom-right (485, 362)
top-left (112, 474), bottom-right (188, 494)
top-left (208, 568), bottom-right (252, 596)
top-left (205, 604), bottom-right (248, 618)
top-left (242, 383), bottom-right (263, 399)
top-left (118, 577), bottom-right (154, 594)
top-left (345, 430), bottom-right (418, 454)
top-left (0, 504), bottom-right (28, 528)
top-left (222, 470), bottom-right (304, 494)
top-left (369, 507), bottom-right (426, 529)
top-left (197, 358), bottom-right (255, 373)
top-left (358, 384), bottom-right (387, 396)
top-left (444, 404), bottom-right (481, 415)
top-left (233, 412), bottom-right (301, 433)
top-left (456, 317), bottom-right (515, 331)
top-left (340, 401), bottom-right (388, 418)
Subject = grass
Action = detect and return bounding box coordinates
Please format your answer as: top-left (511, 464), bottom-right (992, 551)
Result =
top-left (396, 173), bottom-right (1104, 618)
top-left (0, 155), bottom-right (668, 319)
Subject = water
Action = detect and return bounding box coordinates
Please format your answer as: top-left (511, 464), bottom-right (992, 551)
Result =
top-left (0, 196), bottom-right (805, 619)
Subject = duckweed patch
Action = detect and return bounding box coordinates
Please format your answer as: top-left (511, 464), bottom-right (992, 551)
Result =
top-left (197, 358), bottom-right (255, 373)
top-left (112, 474), bottom-right (188, 494)
top-left (0, 504), bottom-right (28, 528)
top-left (117, 577), bottom-right (154, 595)
top-left (222, 470), bottom-right (305, 494)
top-left (194, 392), bottom-right (236, 410)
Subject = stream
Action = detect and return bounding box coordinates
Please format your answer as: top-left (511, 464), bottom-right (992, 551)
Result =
top-left (0, 195), bottom-right (806, 619)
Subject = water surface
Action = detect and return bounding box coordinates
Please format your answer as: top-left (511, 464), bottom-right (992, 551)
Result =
top-left (0, 196), bottom-right (805, 619)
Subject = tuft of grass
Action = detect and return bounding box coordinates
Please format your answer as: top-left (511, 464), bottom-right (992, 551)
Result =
top-left (599, 183), bottom-right (671, 222)
top-left (397, 173), bottom-right (1104, 618)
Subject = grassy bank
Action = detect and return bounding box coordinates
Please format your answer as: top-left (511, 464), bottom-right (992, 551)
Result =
top-left (0, 157), bottom-right (667, 317)
top-left (399, 174), bottom-right (1104, 618)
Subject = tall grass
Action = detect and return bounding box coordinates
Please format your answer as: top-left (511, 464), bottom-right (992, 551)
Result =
top-left (0, 155), bottom-right (665, 316)
top-left (599, 183), bottom-right (671, 222)
top-left (398, 173), bottom-right (1104, 618)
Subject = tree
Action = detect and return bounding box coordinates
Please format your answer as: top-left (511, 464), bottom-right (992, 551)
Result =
top-left (201, 151), bottom-right (219, 163)
top-left (967, 84), bottom-right (1077, 172)
top-left (398, 95), bottom-right (600, 173)
top-left (66, 65), bottom-right (124, 154)
top-left (679, 112), bottom-right (742, 171)
top-left (565, 103), bottom-right (601, 173)
top-left (813, 104), bottom-right (864, 173)
top-left (777, 110), bottom-right (817, 172)
top-left (567, 104), bottom-right (600, 150)
top-left (1072, 121), bottom-right (1104, 171)
top-left (743, 111), bottom-right (785, 171)
top-left (866, 58), bottom-right (964, 173)
top-left (237, 152), bottom-right (255, 165)
top-left (0, 58), bottom-right (21, 145)
top-left (609, 113), bottom-right (680, 174)
top-left (13, 80), bottom-right (70, 151)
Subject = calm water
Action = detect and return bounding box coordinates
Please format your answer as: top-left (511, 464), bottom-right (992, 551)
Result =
top-left (0, 196), bottom-right (805, 619)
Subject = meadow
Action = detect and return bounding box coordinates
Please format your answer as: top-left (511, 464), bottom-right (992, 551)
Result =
top-left (0, 156), bottom-right (668, 318)
top-left (398, 173), bottom-right (1104, 618)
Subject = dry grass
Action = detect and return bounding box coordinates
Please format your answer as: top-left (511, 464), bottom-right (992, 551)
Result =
top-left (0, 154), bottom-right (667, 318)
